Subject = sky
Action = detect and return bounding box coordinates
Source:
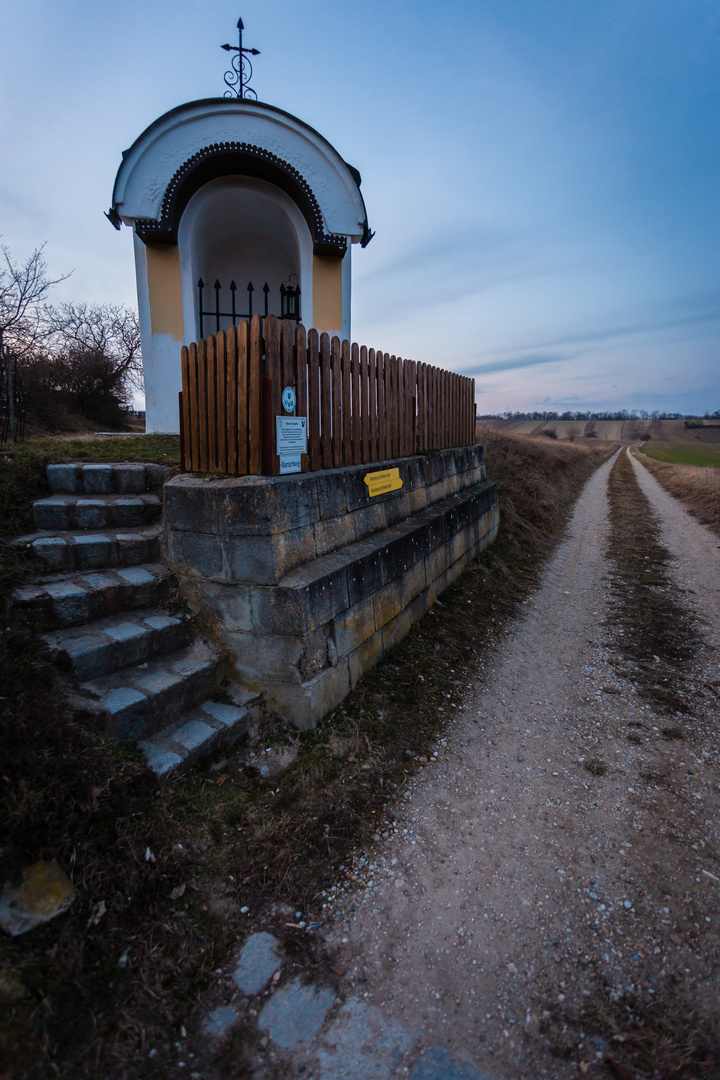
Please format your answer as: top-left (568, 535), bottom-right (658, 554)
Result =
top-left (0, 0), bottom-right (718, 415)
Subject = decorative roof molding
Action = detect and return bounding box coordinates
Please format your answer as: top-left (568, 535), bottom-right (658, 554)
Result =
top-left (133, 141), bottom-right (348, 257)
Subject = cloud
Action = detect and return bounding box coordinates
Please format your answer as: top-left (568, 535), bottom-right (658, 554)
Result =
top-left (462, 351), bottom-right (571, 377)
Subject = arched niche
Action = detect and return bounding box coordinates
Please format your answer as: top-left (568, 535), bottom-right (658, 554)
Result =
top-left (177, 177), bottom-right (313, 340)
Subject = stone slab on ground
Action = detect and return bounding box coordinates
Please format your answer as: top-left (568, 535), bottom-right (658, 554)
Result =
top-left (258, 977), bottom-right (335, 1050)
top-left (232, 932), bottom-right (281, 995)
top-left (202, 1005), bottom-right (238, 1040)
top-left (315, 998), bottom-right (416, 1080)
top-left (409, 1045), bottom-right (496, 1080)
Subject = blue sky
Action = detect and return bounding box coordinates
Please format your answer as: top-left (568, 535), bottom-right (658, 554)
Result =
top-left (1, 0), bottom-right (718, 414)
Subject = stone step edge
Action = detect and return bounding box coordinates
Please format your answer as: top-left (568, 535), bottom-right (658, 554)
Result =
top-left (11, 561), bottom-right (172, 595)
top-left (138, 692), bottom-right (259, 777)
top-left (15, 524), bottom-right (163, 546)
top-left (47, 462), bottom-right (170, 494)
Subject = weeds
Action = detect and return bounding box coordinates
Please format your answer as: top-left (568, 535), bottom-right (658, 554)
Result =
top-left (606, 451), bottom-right (703, 718)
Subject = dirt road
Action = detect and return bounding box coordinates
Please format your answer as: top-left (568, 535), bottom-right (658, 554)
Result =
top-left (271, 449), bottom-right (720, 1079)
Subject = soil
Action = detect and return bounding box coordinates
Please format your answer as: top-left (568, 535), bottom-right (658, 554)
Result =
top-left (295, 448), bottom-right (720, 1078)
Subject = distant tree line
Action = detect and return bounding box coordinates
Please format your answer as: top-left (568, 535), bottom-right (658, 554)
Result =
top-left (478, 409), bottom-right (720, 421)
top-left (0, 243), bottom-right (142, 432)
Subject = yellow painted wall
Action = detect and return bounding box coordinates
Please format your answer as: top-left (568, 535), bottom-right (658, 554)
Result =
top-left (146, 245), bottom-right (184, 338)
top-left (312, 255), bottom-right (343, 332)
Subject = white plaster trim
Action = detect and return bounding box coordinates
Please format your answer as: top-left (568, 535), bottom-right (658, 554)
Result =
top-left (113, 100), bottom-right (366, 240)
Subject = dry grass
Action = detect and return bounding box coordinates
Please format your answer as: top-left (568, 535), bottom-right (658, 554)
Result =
top-left (636, 451), bottom-right (720, 537)
top-left (606, 451), bottom-right (702, 718)
top-left (0, 432), bottom-right (611, 1079)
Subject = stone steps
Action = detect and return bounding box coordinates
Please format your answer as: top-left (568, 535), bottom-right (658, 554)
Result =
top-left (73, 639), bottom-right (259, 751)
top-left (15, 525), bottom-right (162, 572)
top-left (47, 461), bottom-right (168, 495)
top-left (75, 638), bottom-right (224, 739)
top-left (138, 686), bottom-right (258, 777)
top-left (11, 563), bottom-right (173, 630)
top-left (10, 458), bottom-right (262, 777)
top-left (32, 493), bottom-right (162, 531)
top-left (40, 608), bottom-right (193, 682)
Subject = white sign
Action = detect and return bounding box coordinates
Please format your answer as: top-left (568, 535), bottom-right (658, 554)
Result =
top-left (282, 386), bottom-right (296, 413)
top-left (276, 415), bottom-right (307, 454)
top-left (279, 454), bottom-right (303, 475)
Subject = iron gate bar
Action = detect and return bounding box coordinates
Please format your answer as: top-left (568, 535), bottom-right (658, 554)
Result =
top-left (197, 279), bottom-right (299, 337)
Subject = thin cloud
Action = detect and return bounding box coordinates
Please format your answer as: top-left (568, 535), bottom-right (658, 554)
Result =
top-left (464, 351), bottom-right (571, 377)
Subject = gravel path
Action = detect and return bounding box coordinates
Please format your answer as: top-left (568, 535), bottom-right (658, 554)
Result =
top-left (268, 450), bottom-right (720, 1079)
top-left (628, 448), bottom-right (720, 655)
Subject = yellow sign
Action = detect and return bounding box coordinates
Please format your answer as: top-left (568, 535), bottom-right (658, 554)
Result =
top-left (364, 467), bottom-right (403, 498)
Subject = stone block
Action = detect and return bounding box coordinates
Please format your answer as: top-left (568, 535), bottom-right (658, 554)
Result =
top-left (233, 932), bottom-right (281, 995)
top-left (75, 535), bottom-right (111, 569)
top-left (221, 477), bottom-right (319, 537)
top-left (201, 1005), bottom-right (238, 1040)
top-left (345, 539), bottom-right (384, 607)
top-left (76, 499), bottom-right (107, 530)
top-left (170, 531), bottom-right (224, 580)
top-left (265, 657), bottom-right (351, 727)
top-left (82, 464), bottom-right (112, 493)
top-left (164, 479), bottom-right (221, 535)
top-left (30, 537), bottom-right (68, 570)
top-left (190, 581), bottom-right (253, 633)
top-left (373, 561), bottom-right (426, 631)
top-left (409, 1044), bottom-right (496, 1080)
top-left (33, 497), bottom-right (69, 530)
top-left (258, 977), bottom-right (336, 1050)
top-left (263, 554), bottom-right (350, 634)
top-left (226, 626), bottom-right (329, 684)
top-left (139, 743), bottom-right (183, 777)
top-left (144, 463), bottom-right (169, 490)
top-left (332, 595), bottom-right (376, 658)
top-left (46, 463), bottom-right (80, 493)
top-left (199, 700), bottom-right (246, 727)
top-left (314, 470), bottom-right (348, 519)
top-left (172, 718), bottom-right (215, 751)
top-left (350, 500), bottom-right (388, 542)
top-left (382, 588), bottom-right (430, 652)
top-left (114, 464), bottom-right (145, 493)
top-left (427, 568), bottom-right (448, 605)
top-left (118, 532), bottom-right (158, 565)
top-left (314, 512), bottom-right (357, 557)
top-left (378, 523), bottom-right (427, 583)
top-left (317, 998), bottom-right (415, 1080)
top-left (114, 498), bottom-right (147, 526)
top-left (384, 492), bottom-right (412, 528)
top-left (223, 524), bottom-right (317, 585)
top-left (348, 630), bottom-right (384, 687)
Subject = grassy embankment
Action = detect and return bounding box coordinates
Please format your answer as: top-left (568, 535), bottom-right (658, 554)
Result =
top-left (635, 447), bottom-right (720, 538)
top-left (0, 431), bottom-right (610, 1079)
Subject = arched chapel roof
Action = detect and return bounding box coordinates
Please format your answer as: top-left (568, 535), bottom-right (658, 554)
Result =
top-left (109, 99), bottom-right (373, 257)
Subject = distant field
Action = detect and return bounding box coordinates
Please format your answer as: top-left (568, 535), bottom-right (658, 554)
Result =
top-left (477, 418), bottom-right (720, 446)
top-left (640, 441), bottom-right (720, 467)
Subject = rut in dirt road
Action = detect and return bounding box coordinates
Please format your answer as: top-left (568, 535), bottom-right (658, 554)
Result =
top-left (258, 448), bottom-right (720, 1080)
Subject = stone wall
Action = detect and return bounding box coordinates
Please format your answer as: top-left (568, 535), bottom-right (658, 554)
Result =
top-left (164, 446), bottom-right (499, 727)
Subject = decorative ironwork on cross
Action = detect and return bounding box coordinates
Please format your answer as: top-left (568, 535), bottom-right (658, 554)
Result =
top-left (221, 17), bottom-right (260, 100)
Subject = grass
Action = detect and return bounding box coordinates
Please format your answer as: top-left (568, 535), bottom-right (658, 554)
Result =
top-left (640, 440), bottom-right (720, 467)
top-left (606, 450), bottom-right (702, 719)
top-left (0, 430), bottom-right (610, 1079)
top-left (635, 450), bottom-right (720, 538)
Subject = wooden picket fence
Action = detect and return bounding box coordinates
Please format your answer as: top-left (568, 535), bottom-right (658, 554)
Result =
top-left (180, 314), bottom-right (476, 475)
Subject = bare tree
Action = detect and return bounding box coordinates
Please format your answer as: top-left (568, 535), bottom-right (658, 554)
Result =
top-left (566, 423), bottom-right (581, 442)
top-left (0, 243), bottom-right (68, 355)
top-left (47, 302), bottom-right (143, 390)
